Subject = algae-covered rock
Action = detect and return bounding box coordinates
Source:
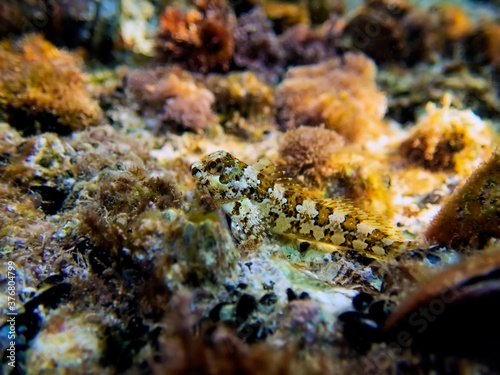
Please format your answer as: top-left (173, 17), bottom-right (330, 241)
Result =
top-left (206, 71), bottom-right (275, 136)
top-left (398, 95), bottom-right (494, 176)
top-left (0, 34), bottom-right (103, 135)
top-left (425, 152), bottom-right (500, 249)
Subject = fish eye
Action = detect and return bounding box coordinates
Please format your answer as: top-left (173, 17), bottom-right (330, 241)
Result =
top-left (208, 158), bottom-right (224, 174)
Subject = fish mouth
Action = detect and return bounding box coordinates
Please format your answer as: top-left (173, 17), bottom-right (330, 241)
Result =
top-left (190, 161), bottom-right (203, 178)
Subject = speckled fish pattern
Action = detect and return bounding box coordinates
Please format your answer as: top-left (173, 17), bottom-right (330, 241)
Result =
top-left (192, 151), bottom-right (415, 259)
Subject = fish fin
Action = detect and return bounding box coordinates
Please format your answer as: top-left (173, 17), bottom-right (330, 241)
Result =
top-left (251, 159), bottom-right (304, 192)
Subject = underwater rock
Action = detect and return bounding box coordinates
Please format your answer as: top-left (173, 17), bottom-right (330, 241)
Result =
top-left (0, 34), bottom-right (103, 135)
top-left (157, 211), bottom-right (240, 287)
top-left (0, 129), bottom-right (77, 279)
top-left (275, 53), bottom-right (388, 143)
top-left (25, 312), bottom-right (104, 374)
top-left (155, 0), bottom-right (236, 73)
top-left (425, 152), bottom-right (500, 250)
top-left (384, 248), bottom-right (500, 366)
top-left (155, 294), bottom-right (340, 375)
top-left (2, 132), bottom-right (76, 190)
top-left (76, 166), bottom-right (181, 258)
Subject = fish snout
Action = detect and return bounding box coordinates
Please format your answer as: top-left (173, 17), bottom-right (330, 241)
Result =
top-left (191, 161), bottom-right (203, 177)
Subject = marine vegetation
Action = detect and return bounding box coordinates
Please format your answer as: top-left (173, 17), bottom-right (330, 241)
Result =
top-left (278, 126), bottom-right (344, 187)
top-left (398, 95), bottom-right (493, 176)
top-left (191, 151), bottom-right (415, 259)
top-left (126, 66), bottom-right (217, 133)
top-left (155, 0), bottom-right (235, 73)
top-left (425, 152), bottom-right (500, 249)
top-left (2, 1), bottom-right (500, 374)
top-left (0, 34), bottom-right (102, 135)
top-left (275, 53), bottom-right (387, 143)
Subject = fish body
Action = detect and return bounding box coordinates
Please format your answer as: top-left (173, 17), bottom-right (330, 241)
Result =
top-left (191, 151), bottom-right (414, 259)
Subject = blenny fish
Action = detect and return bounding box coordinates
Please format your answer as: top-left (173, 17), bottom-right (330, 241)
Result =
top-left (191, 151), bottom-right (415, 259)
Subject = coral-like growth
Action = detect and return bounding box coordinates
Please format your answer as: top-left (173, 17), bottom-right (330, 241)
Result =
top-left (425, 152), bottom-right (500, 250)
top-left (378, 61), bottom-right (500, 125)
top-left (126, 67), bottom-right (217, 132)
top-left (261, 1), bottom-right (309, 34)
top-left (205, 71), bottom-right (275, 135)
top-left (0, 34), bottom-right (102, 135)
top-left (0, 1), bottom-right (24, 36)
top-left (275, 53), bottom-right (388, 143)
top-left (155, 0), bottom-right (235, 73)
top-left (279, 23), bottom-right (339, 66)
top-left (153, 294), bottom-right (349, 375)
top-left (466, 22), bottom-right (500, 67)
top-left (398, 95), bottom-right (494, 175)
top-left (308, 0), bottom-right (345, 24)
top-left (344, 0), bottom-right (475, 66)
top-left (344, 0), bottom-right (412, 64)
top-left (278, 126), bottom-right (344, 187)
top-left (433, 3), bottom-right (474, 42)
top-left (25, 312), bottom-right (103, 373)
top-left (233, 7), bottom-right (285, 83)
top-left (78, 167), bottom-right (181, 253)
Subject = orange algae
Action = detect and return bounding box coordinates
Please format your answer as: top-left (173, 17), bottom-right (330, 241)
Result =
top-left (275, 53), bottom-right (388, 143)
top-left (0, 34), bottom-right (102, 134)
top-left (435, 3), bottom-right (474, 41)
top-left (155, 0), bottom-right (235, 73)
